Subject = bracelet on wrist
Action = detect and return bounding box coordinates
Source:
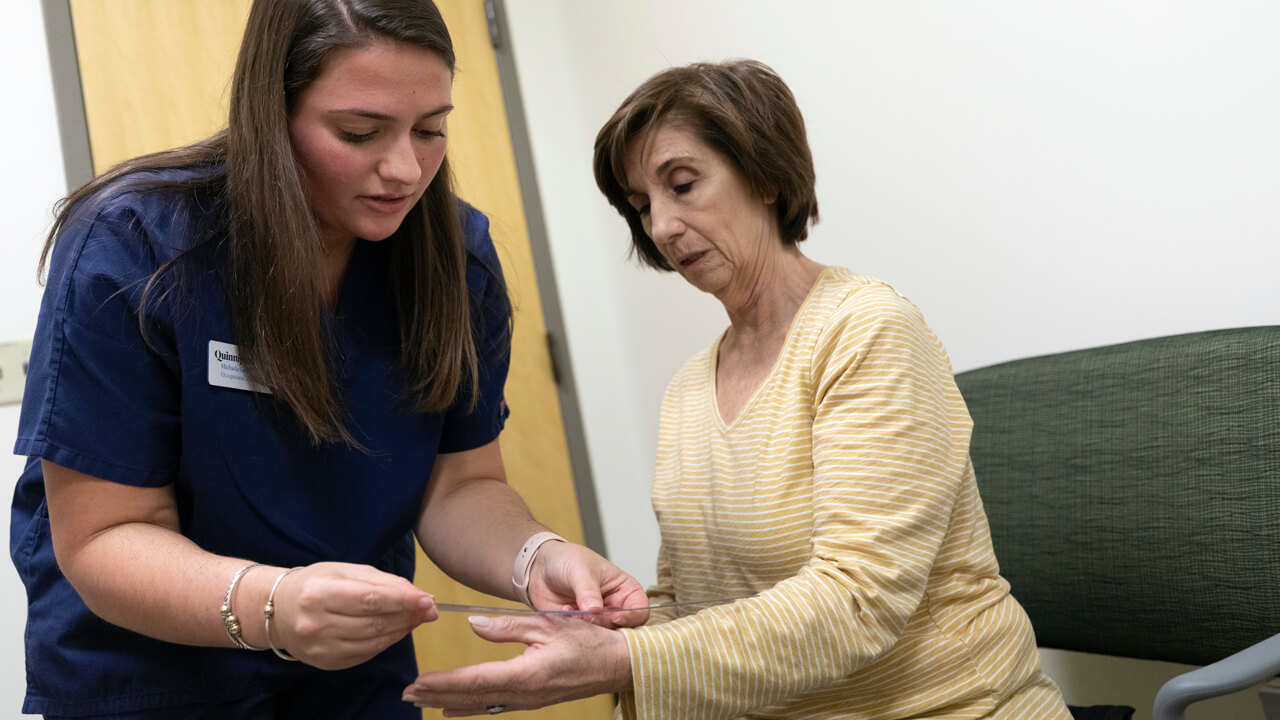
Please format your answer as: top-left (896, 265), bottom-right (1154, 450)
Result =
top-left (264, 567), bottom-right (303, 661)
top-left (220, 563), bottom-right (266, 651)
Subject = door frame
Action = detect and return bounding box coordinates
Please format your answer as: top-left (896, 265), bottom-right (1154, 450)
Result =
top-left (41, 0), bottom-right (94, 190)
top-left (486, 0), bottom-right (605, 554)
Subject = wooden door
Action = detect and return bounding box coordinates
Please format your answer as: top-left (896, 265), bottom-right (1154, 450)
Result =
top-left (66, 1), bottom-right (608, 717)
top-left (407, 3), bottom-right (611, 719)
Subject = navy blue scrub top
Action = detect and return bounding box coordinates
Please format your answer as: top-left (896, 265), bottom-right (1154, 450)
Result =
top-left (10, 168), bottom-right (511, 716)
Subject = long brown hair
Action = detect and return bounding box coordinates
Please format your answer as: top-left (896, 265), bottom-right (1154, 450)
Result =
top-left (40, 0), bottom-right (487, 446)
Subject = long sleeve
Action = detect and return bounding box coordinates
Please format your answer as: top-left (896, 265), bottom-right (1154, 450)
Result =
top-left (617, 271), bottom-right (1065, 720)
top-left (643, 541), bottom-right (680, 625)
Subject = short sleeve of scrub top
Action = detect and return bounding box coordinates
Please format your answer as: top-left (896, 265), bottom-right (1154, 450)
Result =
top-left (440, 204), bottom-right (513, 453)
top-left (15, 192), bottom-right (185, 486)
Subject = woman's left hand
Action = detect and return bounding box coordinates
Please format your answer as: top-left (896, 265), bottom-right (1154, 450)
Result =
top-left (403, 614), bottom-right (632, 715)
top-left (530, 542), bottom-right (650, 628)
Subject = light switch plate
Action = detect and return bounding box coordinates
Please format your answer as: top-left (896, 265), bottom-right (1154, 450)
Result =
top-left (0, 338), bottom-right (33, 406)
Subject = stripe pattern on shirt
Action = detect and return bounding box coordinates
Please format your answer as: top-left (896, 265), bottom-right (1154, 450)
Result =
top-left (618, 269), bottom-right (1070, 720)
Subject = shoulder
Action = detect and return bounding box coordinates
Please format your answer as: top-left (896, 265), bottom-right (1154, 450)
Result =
top-left (49, 167), bottom-right (223, 290)
top-left (85, 166), bottom-right (222, 242)
top-left (58, 166), bottom-right (224, 266)
top-left (457, 199), bottom-right (497, 265)
top-left (815, 270), bottom-right (931, 347)
top-left (453, 201), bottom-right (511, 343)
top-left (809, 270), bottom-right (950, 376)
top-left (456, 200), bottom-right (508, 299)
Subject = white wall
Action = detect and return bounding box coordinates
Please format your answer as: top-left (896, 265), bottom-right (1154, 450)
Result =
top-left (504, 1), bottom-right (1279, 718)
top-left (0, 2), bottom-right (68, 714)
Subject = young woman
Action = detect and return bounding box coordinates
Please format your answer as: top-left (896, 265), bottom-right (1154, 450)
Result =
top-left (11, 1), bottom-right (644, 718)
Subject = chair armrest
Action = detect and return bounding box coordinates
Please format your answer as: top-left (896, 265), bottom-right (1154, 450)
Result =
top-left (1153, 633), bottom-right (1280, 720)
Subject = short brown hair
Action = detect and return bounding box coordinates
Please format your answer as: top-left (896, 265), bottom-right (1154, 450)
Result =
top-left (593, 59), bottom-right (819, 271)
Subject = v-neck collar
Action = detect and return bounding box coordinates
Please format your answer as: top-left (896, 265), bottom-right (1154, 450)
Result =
top-left (708, 266), bottom-right (836, 432)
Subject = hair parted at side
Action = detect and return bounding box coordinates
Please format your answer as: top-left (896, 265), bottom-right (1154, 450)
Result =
top-left (40, 0), bottom-right (493, 447)
top-left (592, 59), bottom-right (819, 271)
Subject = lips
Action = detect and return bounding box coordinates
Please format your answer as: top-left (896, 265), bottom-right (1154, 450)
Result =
top-left (359, 194), bottom-right (412, 213)
top-left (678, 250), bottom-right (708, 268)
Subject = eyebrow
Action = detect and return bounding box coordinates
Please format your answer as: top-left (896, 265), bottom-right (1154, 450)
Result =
top-left (626, 154), bottom-right (698, 201)
top-left (655, 155), bottom-right (696, 176)
top-left (327, 104), bottom-right (454, 122)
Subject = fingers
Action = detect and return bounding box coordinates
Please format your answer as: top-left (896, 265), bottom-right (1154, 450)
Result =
top-left (303, 572), bottom-right (436, 634)
top-left (403, 614), bottom-right (633, 713)
top-left (405, 659), bottom-right (527, 715)
top-left (314, 564), bottom-right (436, 617)
top-left (600, 582), bottom-right (651, 628)
top-left (528, 543), bottom-right (654, 627)
top-left (276, 563), bottom-right (438, 669)
top-left (324, 586), bottom-right (436, 621)
top-left (464, 614), bottom-right (552, 644)
top-left (285, 602), bottom-right (424, 669)
top-left (407, 649), bottom-right (549, 715)
top-left (535, 543), bottom-right (640, 612)
top-left (572, 588), bottom-right (606, 613)
top-left (290, 621), bottom-right (411, 669)
top-left (293, 564), bottom-right (437, 629)
top-left (296, 604), bottom-right (428, 643)
top-left (560, 551), bottom-right (607, 611)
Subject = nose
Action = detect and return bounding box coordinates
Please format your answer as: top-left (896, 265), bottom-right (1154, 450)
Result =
top-left (379, 134), bottom-right (423, 187)
top-left (648, 197), bottom-right (684, 248)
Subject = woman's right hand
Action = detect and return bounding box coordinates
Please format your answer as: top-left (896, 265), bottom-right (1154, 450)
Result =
top-left (260, 562), bottom-right (437, 670)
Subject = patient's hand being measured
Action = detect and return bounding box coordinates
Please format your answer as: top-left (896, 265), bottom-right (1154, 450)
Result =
top-left (403, 613), bottom-right (634, 715)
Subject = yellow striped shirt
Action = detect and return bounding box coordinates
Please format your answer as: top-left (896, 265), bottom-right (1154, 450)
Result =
top-left (617, 268), bottom-right (1070, 720)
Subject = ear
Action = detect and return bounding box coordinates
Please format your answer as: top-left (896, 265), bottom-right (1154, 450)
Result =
top-left (756, 180), bottom-right (780, 205)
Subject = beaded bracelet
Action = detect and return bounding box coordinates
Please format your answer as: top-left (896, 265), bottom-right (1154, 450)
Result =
top-left (264, 567), bottom-right (302, 661)
top-left (511, 531), bottom-right (567, 607)
top-left (220, 563), bottom-right (266, 651)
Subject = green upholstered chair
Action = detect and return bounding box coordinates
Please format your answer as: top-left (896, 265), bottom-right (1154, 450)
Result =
top-left (953, 326), bottom-right (1280, 720)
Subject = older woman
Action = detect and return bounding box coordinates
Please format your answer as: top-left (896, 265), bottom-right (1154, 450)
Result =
top-left (404, 60), bottom-right (1071, 720)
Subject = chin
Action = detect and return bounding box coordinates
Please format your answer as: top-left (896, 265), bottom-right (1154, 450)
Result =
top-left (682, 269), bottom-right (730, 296)
top-left (357, 222), bottom-right (406, 243)
top-left (684, 280), bottom-right (724, 298)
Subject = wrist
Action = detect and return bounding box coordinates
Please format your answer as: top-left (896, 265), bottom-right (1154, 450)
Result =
top-left (511, 530), bottom-right (566, 607)
top-left (222, 563), bottom-right (268, 650)
top-left (610, 627), bottom-right (636, 692)
top-left (230, 564), bottom-right (280, 650)
top-left (264, 567), bottom-right (302, 661)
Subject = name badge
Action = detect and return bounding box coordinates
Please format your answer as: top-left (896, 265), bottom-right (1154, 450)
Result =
top-left (207, 340), bottom-right (271, 394)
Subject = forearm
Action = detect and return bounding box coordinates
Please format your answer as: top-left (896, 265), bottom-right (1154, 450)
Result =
top-left (623, 565), bottom-right (900, 719)
top-left (44, 459), bottom-right (286, 650)
top-left (60, 520), bottom-right (283, 650)
top-left (415, 440), bottom-right (647, 619)
top-left (417, 475), bottom-right (547, 600)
